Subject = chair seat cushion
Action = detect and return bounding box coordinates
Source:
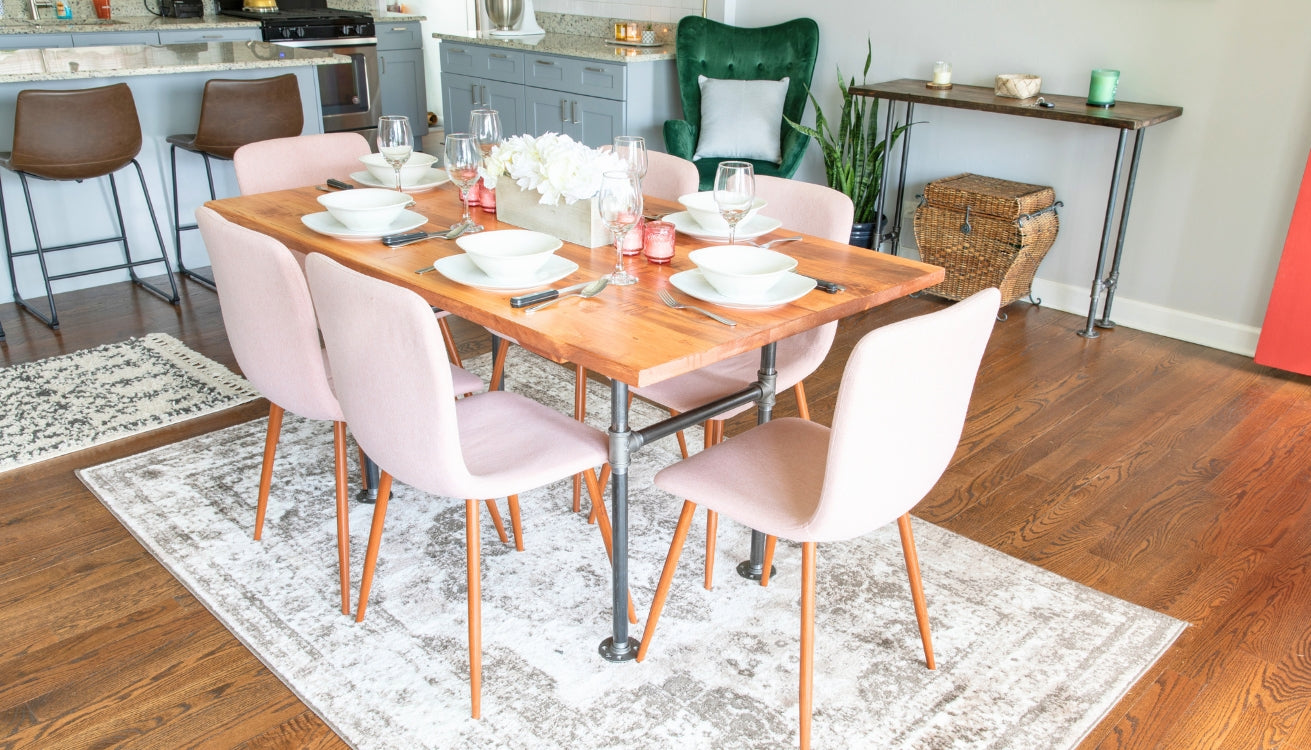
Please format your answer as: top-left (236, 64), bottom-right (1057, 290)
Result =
top-left (692, 75), bottom-right (790, 164)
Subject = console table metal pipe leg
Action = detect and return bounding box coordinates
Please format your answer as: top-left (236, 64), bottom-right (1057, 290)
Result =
top-left (1079, 129), bottom-right (1129, 339)
top-left (599, 379), bottom-right (638, 662)
top-left (889, 102), bottom-right (916, 256)
top-left (875, 102), bottom-right (897, 253)
top-left (1096, 129), bottom-right (1147, 330)
top-left (738, 344), bottom-right (778, 581)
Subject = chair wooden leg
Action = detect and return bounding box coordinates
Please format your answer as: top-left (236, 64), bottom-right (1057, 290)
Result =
top-left (572, 364), bottom-right (587, 514)
top-left (703, 420), bottom-right (724, 590)
top-left (897, 513), bottom-right (935, 670)
top-left (466, 499), bottom-right (483, 720)
top-left (333, 421), bottom-right (351, 616)
top-left (637, 499), bottom-right (697, 662)
top-left (355, 472), bottom-right (393, 623)
top-left (437, 315), bottom-right (463, 368)
top-left (507, 494), bottom-right (523, 551)
top-left (490, 338), bottom-right (510, 391)
top-left (588, 463), bottom-right (611, 525)
top-left (254, 403), bottom-right (284, 541)
top-left (794, 381), bottom-right (811, 421)
top-left (800, 542), bottom-right (816, 750)
top-left (485, 499), bottom-right (509, 544)
top-left (761, 535), bottom-right (778, 588)
top-left (583, 468), bottom-right (638, 624)
top-left (670, 409), bottom-right (690, 459)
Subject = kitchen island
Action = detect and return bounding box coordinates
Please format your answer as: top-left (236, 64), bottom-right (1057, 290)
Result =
top-left (0, 40), bottom-right (340, 307)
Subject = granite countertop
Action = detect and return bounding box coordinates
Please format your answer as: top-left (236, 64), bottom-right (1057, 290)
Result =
top-left (434, 30), bottom-right (674, 63)
top-left (0, 41), bottom-right (340, 83)
top-left (0, 15), bottom-right (260, 34)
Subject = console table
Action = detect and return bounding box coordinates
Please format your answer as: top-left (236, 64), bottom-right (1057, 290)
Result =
top-left (851, 78), bottom-right (1182, 337)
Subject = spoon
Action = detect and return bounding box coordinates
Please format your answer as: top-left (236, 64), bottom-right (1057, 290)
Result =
top-left (525, 278), bottom-right (609, 312)
top-left (748, 235), bottom-right (803, 249)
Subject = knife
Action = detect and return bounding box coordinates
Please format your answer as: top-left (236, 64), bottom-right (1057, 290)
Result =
top-left (325, 178), bottom-right (355, 190)
top-left (802, 275), bottom-right (844, 294)
top-left (510, 281), bottom-right (589, 308)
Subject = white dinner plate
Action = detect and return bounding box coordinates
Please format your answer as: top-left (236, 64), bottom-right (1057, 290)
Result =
top-left (434, 253), bottom-right (580, 291)
top-left (301, 210), bottom-right (427, 241)
top-left (665, 211), bottom-right (784, 242)
top-left (350, 169), bottom-right (451, 193)
top-left (669, 269), bottom-right (816, 309)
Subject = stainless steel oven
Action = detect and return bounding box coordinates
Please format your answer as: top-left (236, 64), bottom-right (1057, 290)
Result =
top-left (276, 38), bottom-right (380, 139)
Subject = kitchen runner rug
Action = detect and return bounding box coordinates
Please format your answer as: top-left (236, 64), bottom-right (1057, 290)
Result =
top-left (1, 332), bottom-right (258, 473)
top-left (78, 347), bottom-right (1185, 749)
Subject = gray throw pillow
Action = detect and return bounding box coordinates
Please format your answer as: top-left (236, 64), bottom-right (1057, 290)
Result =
top-left (692, 75), bottom-right (790, 164)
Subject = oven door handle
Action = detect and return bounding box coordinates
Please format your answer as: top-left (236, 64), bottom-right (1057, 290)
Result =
top-left (271, 38), bottom-right (378, 48)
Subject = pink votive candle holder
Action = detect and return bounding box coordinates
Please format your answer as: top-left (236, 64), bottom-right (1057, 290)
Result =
top-left (642, 220), bottom-right (676, 264)
top-left (467, 177), bottom-right (481, 206)
top-left (479, 180), bottom-right (496, 213)
top-left (622, 217), bottom-right (645, 256)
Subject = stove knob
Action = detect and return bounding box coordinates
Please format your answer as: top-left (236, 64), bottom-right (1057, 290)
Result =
top-left (297, 27), bottom-right (306, 38)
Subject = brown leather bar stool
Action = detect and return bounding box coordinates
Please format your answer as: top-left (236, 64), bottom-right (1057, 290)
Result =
top-left (0, 83), bottom-right (179, 330)
top-left (168, 74), bottom-right (304, 288)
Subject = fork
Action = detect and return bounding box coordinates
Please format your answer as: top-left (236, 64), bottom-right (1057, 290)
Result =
top-left (658, 289), bottom-right (736, 326)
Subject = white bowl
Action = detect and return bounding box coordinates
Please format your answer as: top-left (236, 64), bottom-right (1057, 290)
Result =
top-left (316, 188), bottom-right (413, 231)
top-left (359, 151), bottom-right (440, 187)
top-left (678, 191), bottom-right (766, 233)
top-left (456, 229), bottom-right (563, 281)
top-left (689, 245), bottom-right (798, 300)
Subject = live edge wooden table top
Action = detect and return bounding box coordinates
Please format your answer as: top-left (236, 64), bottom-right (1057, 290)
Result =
top-left (206, 184), bottom-right (943, 390)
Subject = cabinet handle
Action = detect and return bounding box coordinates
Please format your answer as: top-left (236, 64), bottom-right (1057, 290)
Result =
top-left (390, 27), bottom-right (408, 32)
top-left (481, 85), bottom-right (489, 105)
top-left (584, 66), bottom-right (605, 73)
top-left (535, 59), bottom-right (555, 65)
top-left (201, 34), bottom-right (221, 39)
top-left (490, 53), bottom-right (509, 59)
top-left (449, 46), bottom-right (466, 54)
top-left (560, 98), bottom-right (568, 122)
top-left (571, 100), bottom-right (580, 124)
top-left (380, 57), bottom-right (386, 74)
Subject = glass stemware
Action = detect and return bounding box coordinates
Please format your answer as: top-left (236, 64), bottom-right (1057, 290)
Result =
top-left (597, 170), bottom-right (643, 286)
top-left (469, 108), bottom-right (502, 211)
top-left (613, 135), bottom-right (647, 182)
top-left (444, 133), bottom-right (483, 232)
top-left (376, 115), bottom-right (413, 192)
top-left (713, 160), bottom-right (755, 245)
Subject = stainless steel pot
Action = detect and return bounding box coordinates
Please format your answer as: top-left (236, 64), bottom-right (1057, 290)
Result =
top-left (484, 0), bottom-right (523, 31)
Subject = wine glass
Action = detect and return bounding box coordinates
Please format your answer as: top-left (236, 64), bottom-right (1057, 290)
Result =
top-left (597, 170), bottom-right (642, 286)
top-left (613, 135), bottom-right (647, 182)
top-left (713, 160), bottom-right (755, 245)
top-left (376, 115), bottom-right (413, 191)
top-left (444, 133), bottom-right (483, 232)
top-left (469, 108), bottom-right (502, 154)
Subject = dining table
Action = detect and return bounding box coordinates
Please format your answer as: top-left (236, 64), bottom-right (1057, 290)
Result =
top-left (205, 178), bottom-right (944, 663)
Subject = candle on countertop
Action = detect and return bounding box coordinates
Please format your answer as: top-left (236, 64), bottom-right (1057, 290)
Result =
top-left (643, 221), bottom-right (676, 264)
top-left (932, 61), bottom-right (952, 85)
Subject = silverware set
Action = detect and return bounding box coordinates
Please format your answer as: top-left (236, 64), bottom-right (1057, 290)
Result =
top-left (658, 288), bottom-right (736, 326)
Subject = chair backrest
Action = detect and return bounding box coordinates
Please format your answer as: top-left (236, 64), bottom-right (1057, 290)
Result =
top-left (305, 253), bottom-right (472, 492)
top-left (644, 151), bottom-right (700, 202)
top-left (194, 206), bottom-right (342, 422)
top-left (807, 288), bottom-right (1000, 541)
top-left (674, 17), bottom-right (819, 145)
top-left (11, 83), bottom-right (141, 179)
top-left (233, 132), bottom-right (373, 195)
top-left (194, 75), bottom-right (305, 160)
top-left (753, 175), bottom-right (854, 244)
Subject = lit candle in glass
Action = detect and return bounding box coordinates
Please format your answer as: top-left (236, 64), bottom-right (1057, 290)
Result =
top-left (642, 221), bottom-right (676, 263)
top-left (622, 217), bottom-right (645, 255)
top-left (932, 61), bottom-right (952, 86)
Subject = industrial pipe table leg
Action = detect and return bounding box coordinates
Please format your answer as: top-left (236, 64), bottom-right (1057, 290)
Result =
top-left (890, 102), bottom-right (915, 256)
top-left (738, 344), bottom-right (778, 581)
top-left (1096, 129), bottom-right (1147, 329)
top-left (599, 379), bottom-right (638, 662)
top-left (1079, 129), bottom-right (1129, 339)
top-left (874, 102), bottom-right (896, 252)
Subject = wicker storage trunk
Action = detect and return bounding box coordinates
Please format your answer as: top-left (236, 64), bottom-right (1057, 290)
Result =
top-left (913, 173), bottom-right (1060, 306)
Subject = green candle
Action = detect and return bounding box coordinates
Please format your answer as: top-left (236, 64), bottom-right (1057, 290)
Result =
top-left (1088, 69), bottom-right (1119, 108)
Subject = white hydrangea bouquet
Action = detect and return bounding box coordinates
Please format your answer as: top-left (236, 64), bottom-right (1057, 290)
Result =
top-left (479, 132), bottom-right (626, 206)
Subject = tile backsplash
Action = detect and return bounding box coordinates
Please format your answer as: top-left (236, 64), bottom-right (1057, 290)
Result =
top-left (532, 0), bottom-right (703, 25)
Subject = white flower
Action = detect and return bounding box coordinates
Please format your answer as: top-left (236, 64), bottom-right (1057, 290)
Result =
top-left (478, 133), bottom-right (626, 205)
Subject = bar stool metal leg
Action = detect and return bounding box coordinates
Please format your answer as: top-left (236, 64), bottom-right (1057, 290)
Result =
top-left (171, 144), bottom-right (218, 289)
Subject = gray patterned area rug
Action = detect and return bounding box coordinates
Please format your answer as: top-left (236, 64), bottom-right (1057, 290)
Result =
top-left (77, 348), bottom-right (1185, 749)
top-left (1, 333), bottom-right (259, 473)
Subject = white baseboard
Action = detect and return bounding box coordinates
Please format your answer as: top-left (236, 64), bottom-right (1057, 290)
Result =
top-left (1029, 278), bottom-right (1261, 357)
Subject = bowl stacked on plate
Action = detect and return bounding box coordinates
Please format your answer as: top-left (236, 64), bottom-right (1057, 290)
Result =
top-left (677, 191), bottom-right (766, 233)
top-left (359, 151), bottom-right (441, 188)
top-left (457, 230), bottom-right (563, 283)
top-left (689, 245), bottom-right (797, 301)
top-left (317, 188), bottom-right (413, 231)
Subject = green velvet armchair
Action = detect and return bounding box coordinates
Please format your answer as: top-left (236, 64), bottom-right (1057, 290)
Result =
top-left (664, 16), bottom-right (820, 190)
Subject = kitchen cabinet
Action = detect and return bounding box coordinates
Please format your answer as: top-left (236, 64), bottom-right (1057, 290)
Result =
top-left (157, 28), bottom-right (260, 44)
top-left (437, 38), bottom-right (677, 150)
top-left (377, 20), bottom-right (428, 137)
top-left (0, 33), bottom-right (74, 48)
top-left (72, 31), bottom-right (160, 47)
top-left (0, 26), bottom-right (260, 50)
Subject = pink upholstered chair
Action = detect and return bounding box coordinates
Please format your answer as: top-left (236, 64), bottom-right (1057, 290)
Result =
top-left (633, 175), bottom-right (854, 588)
top-left (232, 132), bottom-right (372, 196)
top-left (195, 207), bottom-right (484, 616)
top-left (487, 150), bottom-right (701, 517)
top-left (638, 288), bottom-right (1000, 749)
top-left (305, 252), bottom-right (624, 719)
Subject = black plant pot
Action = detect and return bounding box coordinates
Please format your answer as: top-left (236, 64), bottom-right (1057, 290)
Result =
top-left (848, 214), bottom-right (889, 249)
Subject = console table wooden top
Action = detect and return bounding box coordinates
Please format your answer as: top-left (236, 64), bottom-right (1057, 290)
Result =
top-left (851, 78), bottom-right (1182, 131)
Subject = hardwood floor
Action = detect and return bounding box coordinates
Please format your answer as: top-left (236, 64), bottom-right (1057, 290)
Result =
top-left (2, 277), bottom-right (1309, 748)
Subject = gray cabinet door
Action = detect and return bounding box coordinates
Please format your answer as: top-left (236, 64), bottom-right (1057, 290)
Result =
top-left (482, 79), bottom-right (525, 137)
top-left (444, 72), bottom-right (525, 137)
top-left (379, 47), bottom-right (429, 137)
top-left (376, 21), bottom-right (422, 51)
top-left (573, 94), bottom-right (624, 149)
top-left (71, 31), bottom-right (160, 47)
top-left (158, 28), bottom-right (260, 44)
top-left (526, 85), bottom-right (571, 138)
top-left (0, 33), bottom-right (74, 49)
